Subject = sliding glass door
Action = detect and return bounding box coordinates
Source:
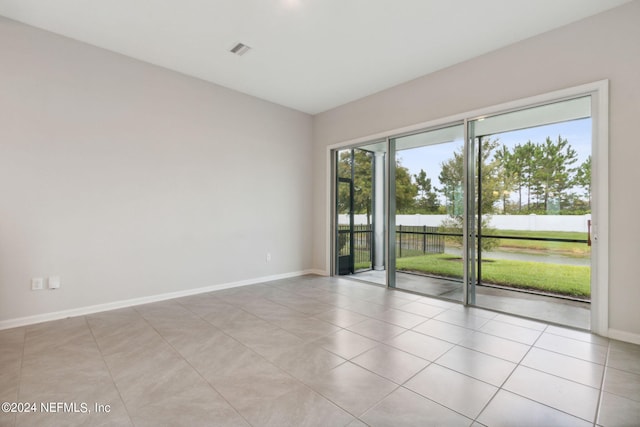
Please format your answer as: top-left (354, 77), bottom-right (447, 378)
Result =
top-left (466, 96), bottom-right (593, 328)
top-left (333, 91), bottom-right (599, 330)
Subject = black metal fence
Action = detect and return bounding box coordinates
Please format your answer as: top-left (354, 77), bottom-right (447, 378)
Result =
top-left (338, 224), bottom-right (372, 267)
top-left (396, 225), bottom-right (445, 258)
top-left (338, 224), bottom-right (445, 266)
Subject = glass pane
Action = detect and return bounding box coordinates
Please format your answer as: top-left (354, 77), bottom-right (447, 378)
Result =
top-left (352, 149), bottom-right (374, 272)
top-left (336, 150), bottom-right (354, 275)
top-left (391, 124), bottom-right (465, 301)
top-left (468, 97), bottom-right (592, 329)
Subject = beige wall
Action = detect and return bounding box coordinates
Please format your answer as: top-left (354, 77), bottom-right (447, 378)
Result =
top-left (312, 1), bottom-right (640, 337)
top-left (2, 2), bottom-right (639, 338)
top-left (0, 18), bottom-right (313, 324)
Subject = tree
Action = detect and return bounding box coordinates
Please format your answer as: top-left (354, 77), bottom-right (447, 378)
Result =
top-left (395, 161), bottom-right (418, 213)
top-left (475, 137), bottom-right (503, 215)
top-left (337, 149), bottom-right (418, 221)
top-left (506, 144), bottom-right (523, 212)
top-left (575, 155), bottom-right (591, 209)
top-left (437, 137), bottom-right (501, 251)
top-left (531, 136), bottom-right (578, 212)
top-left (437, 137), bottom-right (502, 215)
top-left (493, 144), bottom-right (517, 214)
top-left (438, 149), bottom-right (464, 215)
top-left (439, 215), bottom-right (500, 252)
top-left (413, 169), bottom-right (440, 213)
top-left (511, 141), bottom-right (541, 212)
top-left (337, 149), bottom-right (374, 223)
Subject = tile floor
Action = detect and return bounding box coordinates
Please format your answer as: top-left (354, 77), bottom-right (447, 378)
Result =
top-left (1, 275), bottom-right (639, 426)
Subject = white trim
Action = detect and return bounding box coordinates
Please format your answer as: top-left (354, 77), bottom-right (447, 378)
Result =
top-left (325, 149), bottom-right (333, 276)
top-left (0, 270), bottom-right (316, 331)
top-left (307, 268), bottom-right (329, 276)
top-left (608, 329), bottom-right (640, 346)
top-left (326, 81), bottom-right (608, 152)
top-left (325, 80), bottom-right (609, 335)
top-left (591, 80), bottom-right (609, 337)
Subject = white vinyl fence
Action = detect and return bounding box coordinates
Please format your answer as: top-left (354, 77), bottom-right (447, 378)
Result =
top-left (339, 214), bottom-right (591, 232)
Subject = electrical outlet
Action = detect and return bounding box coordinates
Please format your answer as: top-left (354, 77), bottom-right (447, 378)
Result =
top-left (266, 252), bottom-right (271, 262)
top-left (31, 277), bottom-right (44, 291)
top-left (48, 276), bottom-right (61, 289)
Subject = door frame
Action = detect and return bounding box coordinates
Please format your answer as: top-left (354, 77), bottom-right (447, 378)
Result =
top-left (336, 173), bottom-right (355, 275)
top-left (332, 145), bottom-right (380, 277)
top-left (327, 80), bottom-right (608, 335)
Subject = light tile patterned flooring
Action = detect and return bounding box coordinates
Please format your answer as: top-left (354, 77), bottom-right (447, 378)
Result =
top-left (1, 275), bottom-right (639, 426)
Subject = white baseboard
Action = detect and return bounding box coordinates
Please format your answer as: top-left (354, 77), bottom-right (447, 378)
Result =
top-left (307, 268), bottom-right (329, 276)
top-left (0, 270), bottom-right (316, 331)
top-left (608, 328), bottom-right (640, 345)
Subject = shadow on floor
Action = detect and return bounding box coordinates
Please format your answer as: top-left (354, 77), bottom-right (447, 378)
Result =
top-left (346, 270), bottom-right (590, 330)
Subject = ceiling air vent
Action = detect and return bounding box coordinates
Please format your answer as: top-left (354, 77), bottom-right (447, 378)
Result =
top-left (229, 43), bottom-right (251, 56)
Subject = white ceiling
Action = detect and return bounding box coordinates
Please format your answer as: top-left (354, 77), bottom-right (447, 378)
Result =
top-left (0, 0), bottom-right (631, 114)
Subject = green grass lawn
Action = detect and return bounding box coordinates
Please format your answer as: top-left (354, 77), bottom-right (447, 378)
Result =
top-left (355, 262), bottom-right (371, 270)
top-left (344, 229), bottom-right (591, 297)
top-left (396, 253), bottom-right (590, 298)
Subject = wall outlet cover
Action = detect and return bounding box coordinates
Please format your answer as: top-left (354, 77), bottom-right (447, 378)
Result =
top-left (48, 276), bottom-right (61, 289)
top-left (31, 277), bottom-right (44, 291)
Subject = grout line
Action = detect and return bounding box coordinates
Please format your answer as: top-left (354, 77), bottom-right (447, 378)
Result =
top-left (473, 322), bottom-right (608, 424)
top-left (525, 343), bottom-right (607, 367)
top-left (396, 385), bottom-right (476, 424)
top-left (83, 316), bottom-right (135, 425)
top-left (471, 322), bottom-right (548, 423)
top-left (593, 342), bottom-right (611, 426)
top-left (352, 383), bottom-right (402, 420)
top-left (543, 329), bottom-right (610, 347)
top-left (132, 306), bottom-right (255, 426)
top-left (11, 327), bottom-right (27, 427)
top-left (175, 280), bottom-right (415, 422)
top-left (11, 275), bottom-right (624, 426)
top-left (512, 324), bottom-right (610, 390)
top-left (173, 284), bottom-right (364, 423)
top-left (494, 387), bottom-right (599, 424)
